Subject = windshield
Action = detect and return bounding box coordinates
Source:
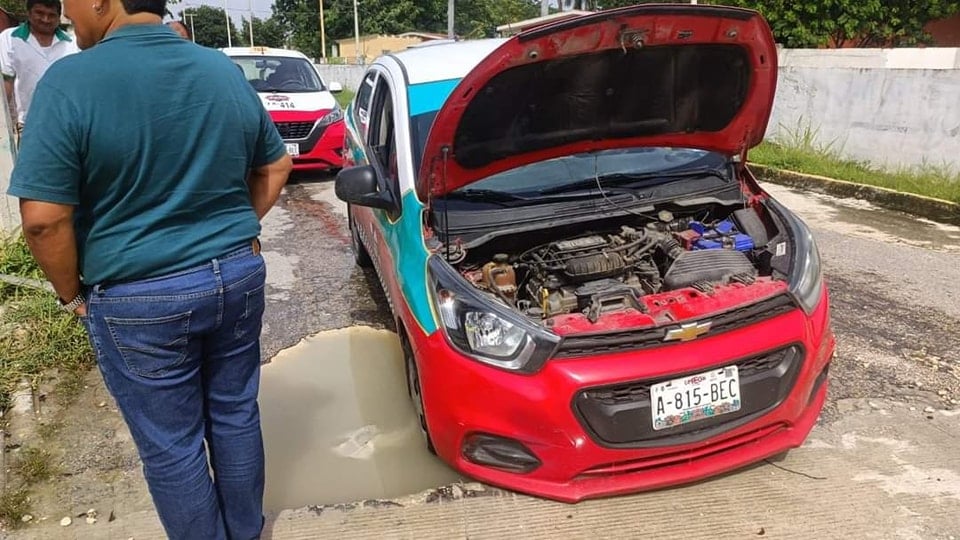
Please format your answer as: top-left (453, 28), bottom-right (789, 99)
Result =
top-left (229, 56), bottom-right (325, 93)
top-left (456, 148), bottom-right (729, 195)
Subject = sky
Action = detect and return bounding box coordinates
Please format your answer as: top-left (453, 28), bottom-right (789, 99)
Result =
top-left (169, 0), bottom-right (569, 31)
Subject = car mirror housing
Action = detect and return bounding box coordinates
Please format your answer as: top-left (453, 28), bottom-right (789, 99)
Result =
top-left (328, 81), bottom-right (343, 93)
top-left (335, 165), bottom-right (397, 212)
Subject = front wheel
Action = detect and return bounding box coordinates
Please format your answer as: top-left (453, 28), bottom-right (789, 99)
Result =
top-left (402, 333), bottom-right (436, 455)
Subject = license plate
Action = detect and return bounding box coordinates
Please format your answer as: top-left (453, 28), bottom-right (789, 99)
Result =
top-left (285, 143), bottom-right (300, 157)
top-left (651, 365), bottom-right (741, 431)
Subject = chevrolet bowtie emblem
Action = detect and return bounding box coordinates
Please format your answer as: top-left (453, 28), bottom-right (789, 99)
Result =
top-left (664, 321), bottom-right (712, 342)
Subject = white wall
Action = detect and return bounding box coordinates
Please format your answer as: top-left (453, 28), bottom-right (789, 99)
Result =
top-left (768, 48), bottom-right (960, 172)
top-left (0, 92), bottom-right (18, 234)
top-left (315, 64), bottom-right (366, 92)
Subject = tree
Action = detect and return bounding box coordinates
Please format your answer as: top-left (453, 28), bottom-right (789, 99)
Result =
top-left (575, 0), bottom-right (960, 48)
top-left (0, 0), bottom-right (24, 19)
top-left (184, 5), bottom-right (242, 49)
top-left (272, 0), bottom-right (541, 58)
top-left (714, 0), bottom-right (960, 48)
top-left (454, 0), bottom-right (540, 39)
top-left (273, 0), bottom-right (428, 58)
top-left (235, 16), bottom-right (286, 48)
top-left (251, 16), bottom-right (286, 48)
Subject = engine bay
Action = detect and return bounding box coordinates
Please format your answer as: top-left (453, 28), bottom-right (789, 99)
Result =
top-left (440, 203), bottom-right (790, 325)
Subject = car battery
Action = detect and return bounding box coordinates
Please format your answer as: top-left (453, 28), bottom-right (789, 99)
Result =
top-left (688, 219), bottom-right (754, 252)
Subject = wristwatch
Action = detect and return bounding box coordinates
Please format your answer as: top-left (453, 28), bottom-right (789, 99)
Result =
top-left (57, 292), bottom-right (86, 314)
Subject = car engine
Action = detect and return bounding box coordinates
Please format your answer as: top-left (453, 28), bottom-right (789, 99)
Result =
top-left (457, 206), bottom-right (779, 322)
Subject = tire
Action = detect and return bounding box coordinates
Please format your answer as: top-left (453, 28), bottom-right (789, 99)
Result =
top-left (401, 332), bottom-right (436, 455)
top-left (348, 205), bottom-right (373, 268)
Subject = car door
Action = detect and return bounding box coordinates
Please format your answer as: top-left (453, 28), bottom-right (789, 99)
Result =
top-left (350, 68), bottom-right (404, 277)
top-left (340, 61), bottom-right (443, 336)
top-left (364, 72), bottom-right (401, 217)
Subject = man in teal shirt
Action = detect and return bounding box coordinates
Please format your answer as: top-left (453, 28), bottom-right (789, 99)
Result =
top-left (8, 0), bottom-right (292, 536)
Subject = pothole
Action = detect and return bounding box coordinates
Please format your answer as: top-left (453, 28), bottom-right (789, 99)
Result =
top-left (259, 326), bottom-right (462, 511)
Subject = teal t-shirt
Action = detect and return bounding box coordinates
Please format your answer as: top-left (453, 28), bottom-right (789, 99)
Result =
top-left (7, 25), bottom-right (286, 285)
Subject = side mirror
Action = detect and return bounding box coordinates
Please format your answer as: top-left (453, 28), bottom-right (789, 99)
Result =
top-left (335, 165), bottom-right (397, 212)
top-left (328, 81), bottom-right (343, 93)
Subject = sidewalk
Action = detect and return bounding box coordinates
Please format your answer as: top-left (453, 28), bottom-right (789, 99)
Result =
top-left (24, 398), bottom-right (960, 540)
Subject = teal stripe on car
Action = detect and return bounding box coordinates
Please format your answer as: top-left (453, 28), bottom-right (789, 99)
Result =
top-left (373, 191), bottom-right (437, 335)
top-left (408, 79), bottom-right (461, 116)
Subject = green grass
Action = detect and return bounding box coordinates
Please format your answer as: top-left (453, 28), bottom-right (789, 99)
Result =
top-left (0, 234), bottom-right (44, 284)
top-left (335, 87), bottom-right (356, 109)
top-left (0, 488), bottom-right (30, 528)
top-left (0, 233), bottom-right (93, 410)
top-left (0, 234), bottom-right (91, 527)
top-left (14, 448), bottom-right (56, 484)
top-left (749, 123), bottom-right (960, 204)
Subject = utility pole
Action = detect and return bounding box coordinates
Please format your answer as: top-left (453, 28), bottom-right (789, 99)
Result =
top-left (541, 0), bottom-right (548, 17)
top-left (319, 0), bottom-right (326, 59)
top-left (447, 0), bottom-right (454, 38)
top-left (248, 0), bottom-right (255, 46)
top-left (353, 0), bottom-right (361, 64)
top-left (224, 0), bottom-right (232, 47)
top-left (184, 11), bottom-right (196, 43)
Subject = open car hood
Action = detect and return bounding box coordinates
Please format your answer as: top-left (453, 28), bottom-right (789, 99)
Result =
top-left (418, 4), bottom-right (778, 200)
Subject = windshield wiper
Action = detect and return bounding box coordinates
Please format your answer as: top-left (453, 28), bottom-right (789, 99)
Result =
top-left (538, 165), bottom-right (729, 196)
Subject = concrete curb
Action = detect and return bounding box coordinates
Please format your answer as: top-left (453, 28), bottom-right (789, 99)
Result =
top-left (748, 164), bottom-right (960, 227)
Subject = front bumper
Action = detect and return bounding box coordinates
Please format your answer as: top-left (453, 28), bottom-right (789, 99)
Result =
top-left (277, 119), bottom-right (345, 171)
top-left (407, 292), bottom-right (834, 503)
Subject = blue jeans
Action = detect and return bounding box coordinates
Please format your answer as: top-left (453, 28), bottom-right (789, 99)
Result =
top-left (82, 244), bottom-right (266, 540)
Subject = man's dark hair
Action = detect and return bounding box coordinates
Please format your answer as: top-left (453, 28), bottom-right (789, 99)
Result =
top-left (26, 0), bottom-right (61, 14)
top-left (119, 0), bottom-right (166, 17)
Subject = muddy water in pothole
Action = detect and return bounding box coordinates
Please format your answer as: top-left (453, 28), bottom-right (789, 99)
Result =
top-left (258, 326), bottom-right (462, 511)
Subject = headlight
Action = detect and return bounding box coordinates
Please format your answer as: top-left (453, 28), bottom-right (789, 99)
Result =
top-left (428, 256), bottom-right (560, 374)
top-left (316, 106), bottom-right (343, 127)
top-left (772, 201), bottom-right (824, 315)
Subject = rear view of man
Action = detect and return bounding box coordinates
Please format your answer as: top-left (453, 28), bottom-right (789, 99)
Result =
top-left (0, 0), bottom-right (78, 145)
top-left (8, 0), bottom-right (290, 536)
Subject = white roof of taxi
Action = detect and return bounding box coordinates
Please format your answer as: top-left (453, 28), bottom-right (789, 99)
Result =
top-left (220, 46), bottom-right (310, 59)
top-left (387, 38), bottom-right (508, 85)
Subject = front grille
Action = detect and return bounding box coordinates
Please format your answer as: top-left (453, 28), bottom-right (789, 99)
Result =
top-left (573, 344), bottom-right (804, 448)
top-left (555, 293), bottom-right (797, 358)
top-left (275, 121), bottom-right (314, 139)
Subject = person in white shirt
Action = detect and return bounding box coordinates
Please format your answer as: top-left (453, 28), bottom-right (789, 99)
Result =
top-left (0, 0), bottom-right (78, 145)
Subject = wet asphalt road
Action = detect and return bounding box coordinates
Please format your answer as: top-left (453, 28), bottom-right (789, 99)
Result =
top-left (260, 175), bottom-right (960, 422)
top-left (257, 175), bottom-right (393, 361)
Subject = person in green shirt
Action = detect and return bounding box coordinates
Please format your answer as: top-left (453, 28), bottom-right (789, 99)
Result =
top-left (7, 0), bottom-right (292, 536)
